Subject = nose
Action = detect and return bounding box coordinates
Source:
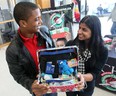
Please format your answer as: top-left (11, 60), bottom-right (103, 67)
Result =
top-left (78, 29), bottom-right (82, 34)
top-left (38, 18), bottom-right (43, 25)
top-left (40, 19), bottom-right (43, 25)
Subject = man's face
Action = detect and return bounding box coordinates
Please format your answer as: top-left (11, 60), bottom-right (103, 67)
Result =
top-left (23, 8), bottom-right (42, 34)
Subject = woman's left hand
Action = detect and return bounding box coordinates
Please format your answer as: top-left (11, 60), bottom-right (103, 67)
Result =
top-left (76, 73), bottom-right (85, 91)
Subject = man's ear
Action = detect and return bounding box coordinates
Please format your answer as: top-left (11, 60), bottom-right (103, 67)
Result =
top-left (19, 20), bottom-right (27, 27)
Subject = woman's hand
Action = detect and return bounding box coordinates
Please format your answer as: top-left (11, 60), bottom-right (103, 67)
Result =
top-left (76, 73), bottom-right (85, 91)
top-left (31, 80), bottom-right (49, 96)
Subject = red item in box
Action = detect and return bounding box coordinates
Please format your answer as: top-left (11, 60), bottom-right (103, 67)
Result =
top-left (51, 32), bottom-right (67, 39)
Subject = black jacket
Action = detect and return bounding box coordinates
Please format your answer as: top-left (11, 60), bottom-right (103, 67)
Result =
top-left (6, 26), bottom-right (55, 93)
top-left (66, 38), bottom-right (108, 80)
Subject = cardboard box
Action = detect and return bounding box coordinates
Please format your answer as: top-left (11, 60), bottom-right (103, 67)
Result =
top-left (36, 0), bottom-right (51, 9)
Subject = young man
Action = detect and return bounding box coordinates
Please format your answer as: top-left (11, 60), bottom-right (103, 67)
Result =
top-left (6, 2), bottom-right (57, 96)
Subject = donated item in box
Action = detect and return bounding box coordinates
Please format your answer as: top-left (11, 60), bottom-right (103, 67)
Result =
top-left (37, 46), bottom-right (79, 93)
top-left (50, 27), bottom-right (70, 39)
top-left (36, 0), bottom-right (51, 9)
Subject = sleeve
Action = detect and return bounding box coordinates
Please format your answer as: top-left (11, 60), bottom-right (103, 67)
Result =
top-left (66, 40), bottom-right (74, 46)
top-left (6, 45), bottom-right (34, 94)
top-left (90, 47), bottom-right (108, 80)
top-left (108, 13), bottom-right (111, 21)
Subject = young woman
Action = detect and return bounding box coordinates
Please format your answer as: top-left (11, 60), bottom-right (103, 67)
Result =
top-left (66, 15), bottom-right (108, 96)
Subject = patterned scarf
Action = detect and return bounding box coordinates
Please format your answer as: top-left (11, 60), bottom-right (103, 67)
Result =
top-left (78, 49), bottom-right (91, 74)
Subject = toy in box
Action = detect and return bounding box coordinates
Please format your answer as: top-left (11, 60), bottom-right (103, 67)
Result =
top-left (37, 46), bottom-right (79, 93)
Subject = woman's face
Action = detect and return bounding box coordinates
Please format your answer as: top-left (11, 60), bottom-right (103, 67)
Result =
top-left (78, 23), bottom-right (91, 41)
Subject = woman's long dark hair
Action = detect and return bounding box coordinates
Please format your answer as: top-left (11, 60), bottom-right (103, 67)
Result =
top-left (78, 15), bottom-right (104, 59)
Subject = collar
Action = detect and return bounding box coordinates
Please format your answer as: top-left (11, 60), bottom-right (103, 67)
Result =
top-left (18, 28), bottom-right (37, 42)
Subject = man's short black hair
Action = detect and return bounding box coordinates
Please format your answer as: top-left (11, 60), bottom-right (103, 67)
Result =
top-left (13, 2), bottom-right (39, 25)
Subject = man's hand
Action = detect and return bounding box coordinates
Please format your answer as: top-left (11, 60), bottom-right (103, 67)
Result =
top-left (31, 80), bottom-right (49, 96)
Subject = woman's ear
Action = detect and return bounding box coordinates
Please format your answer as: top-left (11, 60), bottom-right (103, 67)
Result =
top-left (19, 20), bottom-right (27, 27)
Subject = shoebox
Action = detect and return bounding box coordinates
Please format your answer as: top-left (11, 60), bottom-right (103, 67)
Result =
top-left (37, 46), bottom-right (79, 93)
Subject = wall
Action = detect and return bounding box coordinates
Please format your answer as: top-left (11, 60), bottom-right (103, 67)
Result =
top-left (0, 0), bottom-right (9, 9)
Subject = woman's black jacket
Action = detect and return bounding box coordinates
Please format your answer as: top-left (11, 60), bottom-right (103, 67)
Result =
top-left (66, 38), bottom-right (108, 80)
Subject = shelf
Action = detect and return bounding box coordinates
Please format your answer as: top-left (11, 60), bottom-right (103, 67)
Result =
top-left (0, 19), bottom-right (15, 24)
top-left (41, 4), bottom-right (72, 14)
top-left (42, 7), bottom-right (72, 14)
top-left (0, 42), bottom-right (10, 48)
